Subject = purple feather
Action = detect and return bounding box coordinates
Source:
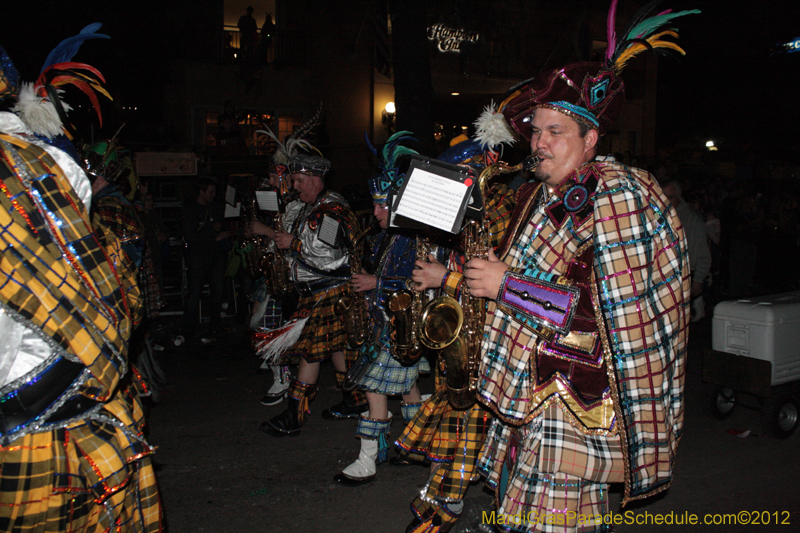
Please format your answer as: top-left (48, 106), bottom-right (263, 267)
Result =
top-left (606, 0), bottom-right (619, 62)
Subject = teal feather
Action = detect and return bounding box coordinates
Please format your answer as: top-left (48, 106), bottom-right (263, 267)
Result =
top-left (624, 9), bottom-right (700, 41)
top-left (380, 130), bottom-right (418, 174)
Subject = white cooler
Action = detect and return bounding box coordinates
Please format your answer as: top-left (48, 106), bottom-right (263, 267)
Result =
top-left (712, 291), bottom-right (800, 387)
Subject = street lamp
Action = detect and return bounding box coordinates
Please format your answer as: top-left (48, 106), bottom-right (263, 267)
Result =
top-left (382, 101), bottom-right (396, 133)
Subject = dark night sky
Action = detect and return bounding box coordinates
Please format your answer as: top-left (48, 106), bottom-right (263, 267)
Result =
top-left (655, 0), bottom-right (800, 157)
top-left (2, 0), bottom-right (799, 158)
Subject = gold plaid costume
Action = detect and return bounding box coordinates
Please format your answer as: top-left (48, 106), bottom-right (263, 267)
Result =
top-left (0, 134), bottom-right (161, 532)
top-left (478, 161), bottom-right (689, 531)
top-left (396, 182), bottom-right (515, 531)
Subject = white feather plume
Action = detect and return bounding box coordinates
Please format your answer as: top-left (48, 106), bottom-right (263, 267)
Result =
top-left (11, 83), bottom-right (70, 139)
top-left (474, 100), bottom-right (516, 150)
top-left (257, 127), bottom-right (315, 165)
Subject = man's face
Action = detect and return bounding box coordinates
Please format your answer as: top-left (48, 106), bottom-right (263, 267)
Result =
top-left (291, 172), bottom-right (323, 204)
top-left (373, 202), bottom-right (390, 229)
top-left (529, 108), bottom-right (597, 187)
top-left (199, 185), bottom-right (216, 205)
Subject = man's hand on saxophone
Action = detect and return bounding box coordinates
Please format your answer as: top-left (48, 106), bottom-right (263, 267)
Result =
top-left (411, 253), bottom-right (447, 290)
top-left (351, 270), bottom-right (377, 292)
top-left (273, 230), bottom-right (295, 249)
top-left (250, 220), bottom-right (276, 240)
top-left (464, 248), bottom-right (507, 299)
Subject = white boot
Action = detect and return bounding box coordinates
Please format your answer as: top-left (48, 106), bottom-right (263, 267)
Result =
top-left (334, 438), bottom-right (378, 485)
top-left (261, 365), bottom-right (291, 406)
top-left (692, 297), bottom-right (705, 322)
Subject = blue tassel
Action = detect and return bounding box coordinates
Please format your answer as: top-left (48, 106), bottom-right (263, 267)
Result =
top-left (377, 432), bottom-right (389, 464)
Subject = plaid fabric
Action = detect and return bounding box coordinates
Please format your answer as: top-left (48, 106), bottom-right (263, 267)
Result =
top-left (486, 182), bottom-right (516, 251)
top-left (92, 185), bottom-right (145, 268)
top-left (0, 134), bottom-right (140, 401)
top-left (478, 405), bottom-right (622, 533)
top-left (357, 345), bottom-right (429, 395)
top-left (0, 135), bottom-right (159, 531)
top-left (0, 387), bottom-right (162, 533)
top-left (283, 285), bottom-right (348, 363)
top-left (400, 401), bottom-right (423, 423)
top-left (479, 161), bottom-right (689, 503)
top-left (397, 386), bottom-right (491, 520)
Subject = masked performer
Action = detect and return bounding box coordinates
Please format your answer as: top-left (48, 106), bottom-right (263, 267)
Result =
top-left (0, 28), bottom-right (161, 532)
top-left (395, 106), bottom-right (517, 533)
top-left (463, 3), bottom-right (697, 531)
top-left (259, 153), bottom-right (367, 436)
top-left (333, 132), bottom-right (431, 486)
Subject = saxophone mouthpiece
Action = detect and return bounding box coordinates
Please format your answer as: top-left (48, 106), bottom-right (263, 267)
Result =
top-left (521, 155), bottom-right (540, 172)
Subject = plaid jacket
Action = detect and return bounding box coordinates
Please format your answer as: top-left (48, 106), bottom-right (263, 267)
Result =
top-left (478, 161), bottom-right (690, 504)
top-left (0, 134), bottom-right (160, 531)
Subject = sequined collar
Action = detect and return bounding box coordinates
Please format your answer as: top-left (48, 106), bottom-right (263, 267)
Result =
top-left (544, 161), bottom-right (603, 229)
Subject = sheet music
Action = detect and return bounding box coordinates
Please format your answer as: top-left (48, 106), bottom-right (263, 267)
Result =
top-left (393, 168), bottom-right (469, 232)
top-left (319, 214), bottom-right (340, 247)
top-left (225, 185), bottom-right (236, 206)
top-left (224, 202), bottom-right (241, 218)
top-left (256, 190), bottom-right (279, 211)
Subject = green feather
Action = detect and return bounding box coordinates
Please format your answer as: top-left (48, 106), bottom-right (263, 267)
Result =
top-left (625, 9), bottom-right (700, 41)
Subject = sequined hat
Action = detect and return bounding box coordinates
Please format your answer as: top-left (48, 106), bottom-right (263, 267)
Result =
top-left (365, 130), bottom-right (419, 203)
top-left (500, 1), bottom-right (699, 139)
top-left (290, 153), bottom-right (331, 178)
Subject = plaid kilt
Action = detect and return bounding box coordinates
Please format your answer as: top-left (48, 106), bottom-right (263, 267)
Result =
top-left (283, 284), bottom-right (348, 363)
top-left (477, 405), bottom-right (624, 533)
top-left (0, 386), bottom-right (161, 533)
top-left (396, 386), bottom-right (490, 526)
top-left (357, 346), bottom-right (429, 395)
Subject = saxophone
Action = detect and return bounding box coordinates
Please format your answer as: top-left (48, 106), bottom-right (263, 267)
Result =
top-left (334, 221), bottom-right (375, 348)
top-left (419, 155), bottom-right (540, 409)
top-left (385, 236), bottom-right (431, 365)
top-left (262, 190), bottom-right (298, 297)
top-left (242, 196), bottom-right (270, 279)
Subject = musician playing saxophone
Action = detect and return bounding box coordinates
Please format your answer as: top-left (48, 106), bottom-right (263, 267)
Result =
top-left (394, 113), bottom-right (518, 533)
top-left (334, 132), bottom-right (429, 486)
top-left (259, 153), bottom-right (368, 437)
top-left (248, 167), bottom-right (302, 405)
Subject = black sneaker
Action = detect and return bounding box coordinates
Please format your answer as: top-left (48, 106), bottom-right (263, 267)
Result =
top-left (321, 401), bottom-right (369, 420)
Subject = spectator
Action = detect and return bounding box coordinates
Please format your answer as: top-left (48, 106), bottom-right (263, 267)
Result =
top-left (182, 177), bottom-right (230, 345)
top-left (237, 6), bottom-right (258, 61)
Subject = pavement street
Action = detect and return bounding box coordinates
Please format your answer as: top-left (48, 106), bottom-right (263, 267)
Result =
top-left (147, 318), bottom-right (800, 533)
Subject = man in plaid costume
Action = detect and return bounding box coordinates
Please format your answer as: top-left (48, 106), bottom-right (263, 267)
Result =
top-left (463, 4), bottom-right (696, 531)
top-left (333, 132), bottom-right (429, 486)
top-left (260, 153), bottom-right (367, 437)
top-left (0, 43), bottom-right (162, 532)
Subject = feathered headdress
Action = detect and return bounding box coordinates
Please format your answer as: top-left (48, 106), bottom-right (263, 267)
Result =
top-left (257, 105), bottom-right (323, 194)
top-left (499, 1), bottom-right (698, 139)
top-left (437, 102), bottom-right (516, 168)
top-left (12, 23), bottom-right (111, 140)
top-left (365, 130), bottom-right (419, 203)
